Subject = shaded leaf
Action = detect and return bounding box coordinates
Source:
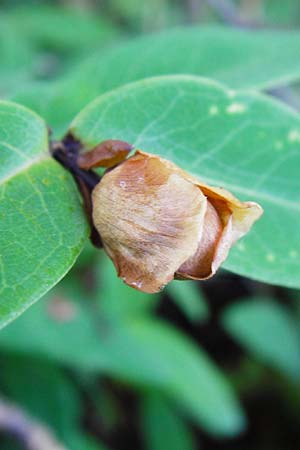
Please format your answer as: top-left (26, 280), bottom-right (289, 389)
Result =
top-left (165, 280), bottom-right (209, 323)
top-left (141, 393), bottom-right (196, 450)
top-left (12, 25), bottom-right (300, 135)
top-left (0, 18), bottom-right (34, 96)
top-left (222, 297), bottom-right (300, 381)
top-left (0, 291), bottom-right (245, 437)
top-left (4, 4), bottom-right (119, 56)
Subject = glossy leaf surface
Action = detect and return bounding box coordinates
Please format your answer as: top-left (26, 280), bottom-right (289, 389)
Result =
top-left (0, 101), bottom-right (88, 328)
top-left (12, 25), bottom-right (300, 136)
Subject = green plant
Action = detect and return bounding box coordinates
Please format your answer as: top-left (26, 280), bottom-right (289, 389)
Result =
top-left (1, 9), bottom-right (300, 449)
top-left (2, 70), bottom-right (300, 326)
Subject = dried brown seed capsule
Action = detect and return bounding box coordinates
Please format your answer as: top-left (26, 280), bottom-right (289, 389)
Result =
top-left (91, 151), bottom-right (263, 293)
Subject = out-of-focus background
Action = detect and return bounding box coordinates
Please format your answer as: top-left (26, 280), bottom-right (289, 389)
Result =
top-left (0, 1), bottom-right (300, 449)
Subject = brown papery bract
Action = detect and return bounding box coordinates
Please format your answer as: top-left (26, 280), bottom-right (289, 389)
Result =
top-left (92, 151), bottom-right (263, 293)
top-left (77, 139), bottom-right (133, 169)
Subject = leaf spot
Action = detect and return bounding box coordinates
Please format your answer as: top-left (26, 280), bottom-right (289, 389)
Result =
top-left (266, 253), bottom-right (276, 263)
top-left (226, 103), bottom-right (247, 114)
top-left (209, 105), bottom-right (219, 116)
top-left (289, 250), bottom-right (298, 258)
top-left (227, 89), bottom-right (236, 98)
top-left (236, 242), bottom-right (246, 251)
top-left (287, 129), bottom-right (300, 142)
top-left (275, 140), bottom-right (283, 151)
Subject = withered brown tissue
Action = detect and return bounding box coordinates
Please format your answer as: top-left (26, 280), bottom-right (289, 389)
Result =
top-left (92, 151), bottom-right (263, 293)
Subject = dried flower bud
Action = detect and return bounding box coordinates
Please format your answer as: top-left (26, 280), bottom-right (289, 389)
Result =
top-left (92, 151), bottom-right (263, 293)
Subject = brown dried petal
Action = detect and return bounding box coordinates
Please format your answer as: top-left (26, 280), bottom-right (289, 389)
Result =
top-left (92, 151), bottom-right (207, 293)
top-left (132, 154), bottom-right (262, 281)
top-left (176, 181), bottom-right (263, 280)
top-left (176, 201), bottom-right (223, 279)
top-left (77, 139), bottom-right (133, 169)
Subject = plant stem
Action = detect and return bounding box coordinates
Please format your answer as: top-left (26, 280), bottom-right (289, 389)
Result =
top-left (50, 133), bottom-right (103, 248)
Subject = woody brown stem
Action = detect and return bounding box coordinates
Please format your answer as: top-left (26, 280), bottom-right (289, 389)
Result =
top-left (50, 133), bottom-right (103, 248)
top-left (51, 133), bottom-right (101, 193)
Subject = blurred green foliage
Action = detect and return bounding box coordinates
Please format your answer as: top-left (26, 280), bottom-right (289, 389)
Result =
top-left (0, 1), bottom-right (300, 449)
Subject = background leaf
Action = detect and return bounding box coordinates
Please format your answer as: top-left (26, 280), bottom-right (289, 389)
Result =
top-left (0, 4), bottom-right (119, 98)
top-left (0, 18), bottom-right (34, 96)
top-left (222, 297), bottom-right (300, 381)
top-left (11, 25), bottom-right (300, 135)
top-left (165, 280), bottom-right (208, 323)
top-left (0, 289), bottom-right (246, 437)
top-left (70, 75), bottom-right (300, 289)
top-left (95, 256), bottom-right (159, 321)
top-left (3, 4), bottom-right (118, 55)
top-left (141, 393), bottom-right (196, 450)
top-left (0, 101), bottom-right (88, 329)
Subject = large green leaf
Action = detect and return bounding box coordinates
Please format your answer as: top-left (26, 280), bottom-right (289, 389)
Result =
top-left (0, 290), bottom-right (245, 437)
top-left (70, 76), bottom-right (300, 289)
top-left (11, 25), bottom-right (300, 135)
top-left (66, 24), bottom-right (300, 90)
top-left (222, 297), bottom-right (300, 381)
top-left (0, 101), bottom-right (88, 329)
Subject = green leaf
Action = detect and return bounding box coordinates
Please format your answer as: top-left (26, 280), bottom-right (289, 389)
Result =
top-left (1, 5), bottom-right (119, 99)
top-left (0, 101), bottom-right (88, 329)
top-left (141, 393), bottom-right (196, 450)
top-left (0, 18), bottom-right (34, 96)
top-left (165, 281), bottom-right (209, 323)
top-left (5, 4), bottom-right (119, 56)
top-left (263, 0), bottom-right (300, 26)
top-left (107, 0), bottom-right (183, 31)
top-left (0, 292), bottom-right (245, 437)
top-left (11, 25), bottom-right (300, 135)
top-left (70, 75), bottom-right (300, 289)
top-left (68, 25), bottom-right (300, 90)
top-left (102, 319), bottom-right (246, 437)
top-left (222, 297), bottom-right (300, 381)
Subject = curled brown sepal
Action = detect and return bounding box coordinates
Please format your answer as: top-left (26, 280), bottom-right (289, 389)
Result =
top-left (77, 139), bottom-right (133, 170)
top-left (92, 151), bottom-right (263, 293)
